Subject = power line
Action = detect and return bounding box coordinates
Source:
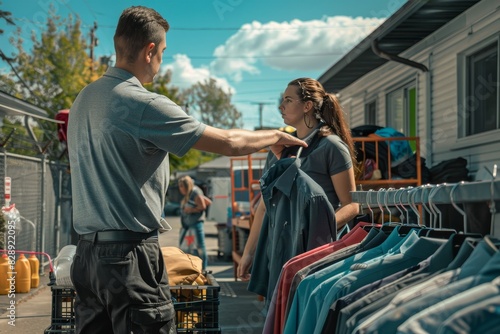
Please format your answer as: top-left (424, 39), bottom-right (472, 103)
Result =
top-left (82, 0), bottom-right (99, 21)
top-left (169, 24), bottom-right (380, 31)
top-left (61, 1), bottom-right (80, 18)
top-left (178, 52), bottom-right (341, 60)
top-left (38, 21), bottom-right (380, 31)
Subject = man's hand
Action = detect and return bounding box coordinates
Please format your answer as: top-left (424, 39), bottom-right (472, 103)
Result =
top-left (270, 132), bottom-right (307, 159)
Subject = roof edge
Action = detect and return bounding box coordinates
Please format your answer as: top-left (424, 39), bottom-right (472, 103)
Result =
top-left (318, 0), bottom-right (429, 86)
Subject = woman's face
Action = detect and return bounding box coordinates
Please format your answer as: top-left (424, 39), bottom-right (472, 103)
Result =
top-left (279, 85), bottom-right (305, 128)
top-left (178, 182), bottom-right (186, 195)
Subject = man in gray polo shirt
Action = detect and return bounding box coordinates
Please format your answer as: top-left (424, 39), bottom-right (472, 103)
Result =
top-left (67, 6), bottom-right (305, 334)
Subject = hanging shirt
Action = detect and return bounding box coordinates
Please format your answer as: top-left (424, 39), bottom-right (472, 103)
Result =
top-left (268, 127), bottom-right (353, 208)
top-left (310, 235), bottom-right (446, 334)
top-left (434, 294), bottom-right (500, 334)
top-left (357, 237), bottom-right (500, 334)
top-left (342, 236), bottom-right (478, 334)
top-left (263, 222), bottom-right (370, 334)
top-left (398, 277), bottom-right (500, 333)
top-left (248, 156), bottom-right (337, 302)
top-left (283, 226), bottom-right (406, 334)
top-left (329, 233), bottom-right (472, 334)
top-left (283, 227), bottom-right (385, 326)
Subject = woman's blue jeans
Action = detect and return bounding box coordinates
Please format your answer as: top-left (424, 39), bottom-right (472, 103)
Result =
top-left (179, 221), bottom-right (207, 270)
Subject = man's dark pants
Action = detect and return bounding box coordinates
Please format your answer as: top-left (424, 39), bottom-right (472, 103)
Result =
top-left (71, 235), bottom-right (176, 333)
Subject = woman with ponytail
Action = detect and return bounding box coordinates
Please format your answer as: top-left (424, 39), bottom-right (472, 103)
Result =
top-left (238, 77), bottom-right (359, 282)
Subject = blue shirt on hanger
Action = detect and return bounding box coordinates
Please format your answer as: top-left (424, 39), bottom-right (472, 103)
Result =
top-left (357, 237), bottom-right (500, 334)
top-left (311, 235), bottom-right (446, 334)
top-left (283, 226), bottom-right (412, 334)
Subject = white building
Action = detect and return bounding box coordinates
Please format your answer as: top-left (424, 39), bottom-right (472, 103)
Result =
top-left (319, 0), bottom-right (498, 180)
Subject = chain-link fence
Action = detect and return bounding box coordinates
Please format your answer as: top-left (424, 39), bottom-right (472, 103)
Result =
top-left (0, 150), bottom-right (72, 271)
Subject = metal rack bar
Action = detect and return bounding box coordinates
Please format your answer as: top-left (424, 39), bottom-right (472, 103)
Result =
top-left (352, 180), bottom-right (500, 206)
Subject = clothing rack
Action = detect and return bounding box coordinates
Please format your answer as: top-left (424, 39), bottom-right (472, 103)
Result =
top-left (351, 179), bottom-right (500, 206)
top-left (350, 167), bottom-right (500, 237)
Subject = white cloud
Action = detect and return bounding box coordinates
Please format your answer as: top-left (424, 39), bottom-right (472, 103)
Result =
top-left (210, 16), bottom-right (385, 80)
top-left (162, 54), bottom-right (235, 94)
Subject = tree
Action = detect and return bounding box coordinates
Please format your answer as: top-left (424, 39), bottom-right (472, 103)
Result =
top-left (0, 3), bottom-right (14, 35)
top-left (0, 2), bottom-right (15, 79)
top-left (0, 7), bottom-right (105, 158)
top-left (187, 78), bottom-right (242, 129)
top-left (1, 9), bottom-right (104, 114)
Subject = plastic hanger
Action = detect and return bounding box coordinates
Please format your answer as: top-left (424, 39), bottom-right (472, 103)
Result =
top-left (384, 187), bottom-right (395, 223)
top-left (429, 183), bottom-right (446, 229)
top-left (408, 186), bottom-right (422, 226)
top-left (449, 181), bottom-right (482, 253)
top-left (368, 189), bottom-right (375, 226)
top-left (484, 235), bottom-right (499, 253)
top-left (296, 146), bottom-right (304, 159)
top-left (398, 187), bottom-right (423, 236)
top-left (450, 181), bottom-right (467, 233)
top-left (420, 184), bottom-right (434, 227)
top-left (399, 186), bottom-right (413, 224)
top-left (417, 184), bottom-right (437, 236)
top-left (423, 184), bottom-right (455, 238)
top-left (423, 183), bottom-right (457, 239)
top-left (487, 164), bottom-right (498, 236)
top-left (377, 188), bottom-right (398, 233)
top-left (377, 188), bottom-right (386, 223)
top-left (362, 189), bottom-right (377, 231)
top-left (394, 188), bottom-right (407, 224)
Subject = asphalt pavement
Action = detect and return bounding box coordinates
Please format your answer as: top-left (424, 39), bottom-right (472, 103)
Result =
top-left (0, 216), bottom-right (266, 333)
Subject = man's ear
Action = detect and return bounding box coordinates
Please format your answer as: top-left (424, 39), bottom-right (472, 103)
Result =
top-left (144, 42), bottom-right (155, 62)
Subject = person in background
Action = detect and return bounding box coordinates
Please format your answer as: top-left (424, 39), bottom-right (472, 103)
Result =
top-left (178, 175), bottom-right (208, 269)
top-left (237, 77), bottom-right (359, 282)
top-left (68, 6), bottom-right (306, 334)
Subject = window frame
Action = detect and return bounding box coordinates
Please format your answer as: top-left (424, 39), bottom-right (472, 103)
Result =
top-left (457, 34), bottom-right (500, 139)
top-left (385, 80), bottom-right (417, 137)
top-left (364, 99), bottom-right (377, 125)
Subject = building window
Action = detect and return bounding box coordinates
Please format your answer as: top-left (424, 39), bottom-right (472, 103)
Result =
top-left (463, 42), bottom-right (498, 137)
top-left (365, 100), bottom-right (377, 125)
top-left (386, 83), bottom-right (417, 137)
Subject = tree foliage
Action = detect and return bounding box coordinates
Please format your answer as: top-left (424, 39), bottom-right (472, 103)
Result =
top-left (1, 8), bottom-right (104, 115)
top-left (0, 7), bottom-right (105, 158)
top-left (0, 5), bottom-right (14, 35)
top-left (188, 78), bottom-right (242, 129)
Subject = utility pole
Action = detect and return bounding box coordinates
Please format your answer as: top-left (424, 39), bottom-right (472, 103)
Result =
top-left (89, 22), bottom-right (98, 74)
top-left (251, 102), bottom-right (274, 129)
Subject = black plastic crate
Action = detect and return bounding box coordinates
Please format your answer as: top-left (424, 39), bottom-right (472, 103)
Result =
top-left (44, 286), bottom-right (76, 333)
top-left (44, 324), bottom-right (75, 334)
top-left (49, 287), bottom-right (76, 324)
top-left (171, 273), bottom-right (221, 333)
top-left (44, 274), bottom-right (220, 334)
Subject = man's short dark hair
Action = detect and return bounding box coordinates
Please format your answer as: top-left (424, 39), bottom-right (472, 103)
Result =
top-left (114, 6), bottom-right (170, 64)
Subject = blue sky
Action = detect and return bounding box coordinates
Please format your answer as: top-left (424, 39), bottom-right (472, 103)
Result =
top-left (1, 0), bottom-right (407, 129)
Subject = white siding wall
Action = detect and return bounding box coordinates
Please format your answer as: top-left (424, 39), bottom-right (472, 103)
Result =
top-left (430, 0), bottom-right (499, 177)
top-left (338, 0), bottom-right (499, 178)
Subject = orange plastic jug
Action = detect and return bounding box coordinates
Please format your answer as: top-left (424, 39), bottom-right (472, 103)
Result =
top-left (14, 254), bottom-right (31, 293)
top-left (28, 254), bottom-right (40, 288)
top-left (0, 254), bottom-right (12, 295)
